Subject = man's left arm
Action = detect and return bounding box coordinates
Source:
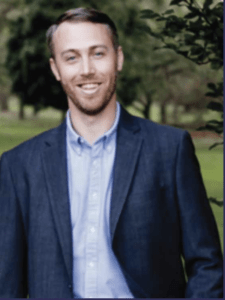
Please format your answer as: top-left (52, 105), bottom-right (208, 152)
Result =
top-left (176, 131), bottom-right (223, 298)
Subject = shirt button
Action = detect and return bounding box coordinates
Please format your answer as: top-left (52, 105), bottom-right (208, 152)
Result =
top-left (92, 192), bottom-right (97, 199)
top-left (89, 262), bottom-right (94, 268)
top-left (90, 227), bottom-right (96, 233)
top-left (93, 160), bottom-right (98, 166)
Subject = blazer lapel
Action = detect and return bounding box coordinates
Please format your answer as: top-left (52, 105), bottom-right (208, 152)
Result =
top-left (41, 121), bottom-right (73, 283)
top-left (110, 108), bottom-right (143, 242)
top-left (40, 109), bottom-right (143, 278)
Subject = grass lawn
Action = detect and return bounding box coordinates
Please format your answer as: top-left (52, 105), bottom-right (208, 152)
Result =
top-left (0, 102), bottom-right (223, 250)
top-left (0, 114), bottom-right (61, 154)
top-left (194, 147), bottom-right (223, 250)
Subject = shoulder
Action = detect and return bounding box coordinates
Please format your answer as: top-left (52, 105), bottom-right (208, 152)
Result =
top-left (122, 108), bottom-right (190, 146)
top-left (1, 121), bottom-right (66, 164)
top-left (137, 115), bottom-right (185, 136)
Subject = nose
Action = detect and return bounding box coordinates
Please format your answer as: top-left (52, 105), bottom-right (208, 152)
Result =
top-left (80, 56), bottom-right (95, 76)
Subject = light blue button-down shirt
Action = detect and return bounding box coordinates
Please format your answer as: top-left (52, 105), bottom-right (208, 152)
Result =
top-left (66, 103), bottom-right (134, 298)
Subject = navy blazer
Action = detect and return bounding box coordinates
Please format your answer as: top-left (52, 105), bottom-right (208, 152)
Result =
top-left (0, 108), bottom-right (223, 298)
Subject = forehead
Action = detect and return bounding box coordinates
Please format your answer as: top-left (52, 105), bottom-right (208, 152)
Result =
top-left (53, 21), bottom-right (114, 52)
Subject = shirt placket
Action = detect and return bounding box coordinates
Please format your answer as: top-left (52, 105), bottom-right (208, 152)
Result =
top-left (85, 142), bottom-right (102, 298)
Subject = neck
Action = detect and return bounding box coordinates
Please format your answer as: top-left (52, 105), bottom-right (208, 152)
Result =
top-left (69, 98), bottom-right (117, 145)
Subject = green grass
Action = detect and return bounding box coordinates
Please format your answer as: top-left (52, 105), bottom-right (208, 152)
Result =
top-left (0, 98), bottom-right (62, 154)
top-left (0, 116), bottom-right (61, 154)
top-left (0, 101), bottom-right (223, 250)
top-left (195, 147), bottom-right (223, 250)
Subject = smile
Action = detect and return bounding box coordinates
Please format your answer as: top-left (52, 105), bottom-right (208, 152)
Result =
top-left (77, 83), bottom-right (101, 95)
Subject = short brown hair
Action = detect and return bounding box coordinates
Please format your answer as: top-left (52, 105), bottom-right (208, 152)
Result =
top-left (46, 7), bottom-right (119, 58)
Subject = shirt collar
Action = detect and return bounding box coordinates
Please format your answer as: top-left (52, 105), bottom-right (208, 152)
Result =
top-left (66, 102), bottom-right (121, 154)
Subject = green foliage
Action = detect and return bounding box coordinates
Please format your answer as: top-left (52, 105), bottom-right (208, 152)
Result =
top-left (5, 0), bottom-right (151, 114)
top-left (209, 197), bottom-right (223, 207)
top-left (206, 82), bottom-right (223, 98)
top-left (140, 0), bottom-right (223, 206)
top-left (0, 0), bottom-right (19, 111)
top-left (140, 0), bottom-right (223, 140)
top-left (6, 0), bottom-right (77, 112)
top-left (141, 1), bottom-right (223, 69)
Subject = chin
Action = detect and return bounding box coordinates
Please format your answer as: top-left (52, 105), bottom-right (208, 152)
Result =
top-left (77, 101), bottom-right (111, 116)
top-left (70, 95), bottom-right (114, 117)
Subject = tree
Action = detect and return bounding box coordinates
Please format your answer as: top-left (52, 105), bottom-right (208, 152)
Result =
top-left (0, 0), bottom-right (19, 112)
top-left (140, 0), bottom-right (223, 142)
top-left (6, 0), bottom-right (70, 119)
top-left (140, 0), bottom-right (223, 205)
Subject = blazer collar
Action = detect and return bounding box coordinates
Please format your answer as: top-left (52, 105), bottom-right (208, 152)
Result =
top-left (110, 107), bottom-right (143, 242)
top-left (41, 120), bottom-right (73, 284)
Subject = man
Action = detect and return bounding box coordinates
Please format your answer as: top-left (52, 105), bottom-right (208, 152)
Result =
top-left (0, 7), bottom-right (223, 298)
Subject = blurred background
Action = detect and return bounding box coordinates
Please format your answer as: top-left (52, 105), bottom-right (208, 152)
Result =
top-left (0, 0), bottom-right (223, 248)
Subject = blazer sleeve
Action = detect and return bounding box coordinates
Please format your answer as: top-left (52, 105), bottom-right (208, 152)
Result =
top-left (175, 131), bottom-right (223, 298)
top-left (0, 153), bottom-right (27, 298)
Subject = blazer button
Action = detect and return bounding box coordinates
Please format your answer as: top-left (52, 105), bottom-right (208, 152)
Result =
top-left (68, 284), bottom-right (72, 289)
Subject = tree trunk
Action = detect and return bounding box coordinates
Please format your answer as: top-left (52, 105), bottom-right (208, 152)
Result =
top-left (19, 98), bottom-right (25, 120)
top-left (143, 93), bottom-right (152, 119)
top-left (172, 103), bottom-right (179, 125)
top-left (160, 103), bottom-right (166, 124)
top-left (0, 93), bottom-right (8, 111)
top-left (33, 103), bottom-right (40, 116)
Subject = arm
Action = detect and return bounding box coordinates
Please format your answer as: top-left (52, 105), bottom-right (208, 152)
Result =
top-left (0, 153), bottom-right (27, 298)
top-left (176, 132), bottom-right (223, 298)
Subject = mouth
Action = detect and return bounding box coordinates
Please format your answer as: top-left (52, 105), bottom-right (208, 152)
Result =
top-left (77, 83), bottom-right (101, 95)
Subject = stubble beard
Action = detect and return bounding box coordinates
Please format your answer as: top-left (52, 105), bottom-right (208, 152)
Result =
top-left (63, 73), bottom-right (118, 117)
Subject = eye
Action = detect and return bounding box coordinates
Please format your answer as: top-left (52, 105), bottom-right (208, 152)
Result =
top-left (94, 51), bottom-right (104, 58)
top-left (66, 56), bottom-right (76, 61)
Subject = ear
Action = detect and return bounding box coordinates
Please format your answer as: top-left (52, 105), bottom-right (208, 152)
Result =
top-left (117, 46), bottom-right (124, 72)
top-left (49, 58), bottom-right (61, 81)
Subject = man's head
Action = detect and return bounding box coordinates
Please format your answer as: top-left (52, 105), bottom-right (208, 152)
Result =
top-left (46, 8), bottom-right (119, 59)
top-left (47, 8), bottom-right (124, 117)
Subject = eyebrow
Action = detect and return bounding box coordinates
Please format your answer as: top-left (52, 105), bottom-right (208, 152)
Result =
top-left (61, 45), bottom-right (108, 56)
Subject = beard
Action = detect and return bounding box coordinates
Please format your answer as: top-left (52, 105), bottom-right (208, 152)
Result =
top-left (61, 72), bottom-right (118, 116)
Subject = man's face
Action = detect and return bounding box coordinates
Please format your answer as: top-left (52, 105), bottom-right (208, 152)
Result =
top-left (50, 21), bottom-right (124, 116)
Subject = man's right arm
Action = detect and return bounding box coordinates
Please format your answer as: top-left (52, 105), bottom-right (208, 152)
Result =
top-left (0, 153), bottom-right (27, 298)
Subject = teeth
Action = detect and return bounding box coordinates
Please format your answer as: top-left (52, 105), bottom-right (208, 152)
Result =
top-left (78, 83), bottom-right (100, 95)
top-left (80, 83), bottom-right (99, 89)
top-left (79, 83), bottom-right (100, 94)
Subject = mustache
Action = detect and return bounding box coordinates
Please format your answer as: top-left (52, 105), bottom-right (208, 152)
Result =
top-left (76, 73), bottom-right (102, 81)
top-left (76, 81), bottom-right (102, 85)
top-left (75, 76), bottom-right (103, 85)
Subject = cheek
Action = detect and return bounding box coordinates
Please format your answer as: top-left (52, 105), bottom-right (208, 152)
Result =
top-left (102, 66), bottom-right (118, 81)
top-left (56, 61), bottom-right (79, 79)
top-left (95, 57), bottom-right (117, 74)
top-left (60, 69), bottom-right (77, 84)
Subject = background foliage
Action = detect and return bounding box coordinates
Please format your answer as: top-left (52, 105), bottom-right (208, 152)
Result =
top-left (0, 0), bottom-right (222, 128)
top-left (140, 0), bottom-right (223, 144)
